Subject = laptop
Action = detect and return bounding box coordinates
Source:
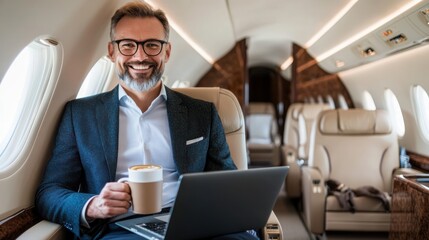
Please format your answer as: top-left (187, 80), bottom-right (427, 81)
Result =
top-left (115, 166), bottom-right (288, 240)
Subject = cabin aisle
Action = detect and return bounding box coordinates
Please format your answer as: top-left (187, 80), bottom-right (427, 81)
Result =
top-left (273, 189), bottom-right (310, 240)
top-left (273, 189), bottom-right (389, 240)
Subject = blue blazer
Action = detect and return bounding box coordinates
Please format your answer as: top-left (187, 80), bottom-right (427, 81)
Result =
top-left (35, 86), bottom-right (236, 239)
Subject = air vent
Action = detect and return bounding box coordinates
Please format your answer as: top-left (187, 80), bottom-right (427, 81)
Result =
top-left (362, 47), bottom-right (376, 57)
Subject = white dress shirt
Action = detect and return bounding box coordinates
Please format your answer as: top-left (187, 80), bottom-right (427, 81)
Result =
top-left (117, 84), bottom-right (179, 208)
top-left (81, 84), bottom-right (179, 227)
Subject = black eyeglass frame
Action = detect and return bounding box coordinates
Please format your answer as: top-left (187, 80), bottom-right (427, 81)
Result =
top-left (112, 38), bottom-right (168, 56)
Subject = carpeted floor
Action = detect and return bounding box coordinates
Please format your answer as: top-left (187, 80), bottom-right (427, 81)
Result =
top-left (273, 189), bottom-right (389, 240)
top-left (273, 189), bottom-right (311, 240)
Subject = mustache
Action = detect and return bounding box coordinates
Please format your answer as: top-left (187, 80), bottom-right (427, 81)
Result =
top-left (125, 60), bottom-right (157, 68)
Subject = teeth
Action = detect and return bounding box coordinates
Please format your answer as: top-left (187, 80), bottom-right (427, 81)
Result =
top-left (130, 64), bottom-right (150, 70)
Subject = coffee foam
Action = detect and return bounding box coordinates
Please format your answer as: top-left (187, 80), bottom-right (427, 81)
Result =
top-left (130, 165), bottom-right (161, 171)
top-left (128, 165), bottom-right (163, 183)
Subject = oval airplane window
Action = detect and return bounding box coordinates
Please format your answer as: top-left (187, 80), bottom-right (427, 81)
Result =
top-left (384, 89), bottom-right (405, 138)
top-left (171, 80), bottom-right (190, 88)
top-left (326, 95), bottom-right (336, 109)
top-left (338, 94), bottom-right (349, 109)
top-left (0, 38), bottom-right (62, 169)
top-left (77, 56), bottom-right (114, 99)
top-left (362, 90), bottom-right (376, 110)
top-left (411, 85), bottom-right (429, 143)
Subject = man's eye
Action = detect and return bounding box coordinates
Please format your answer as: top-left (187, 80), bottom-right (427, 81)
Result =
top-left (146, 43), bottom-right (160, 49)
top-left (121, 43), bottom-right (135, 49)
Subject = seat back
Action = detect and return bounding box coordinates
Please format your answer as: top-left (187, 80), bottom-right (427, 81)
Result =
top-left (309, 109), bottom-right (399, 192)
top-left (174, 87), bottom-right (247, 170)
top-left (246, 114), bottom-right (273, 144)
top-left (245, 102), bottom-right (281, 166)
top-left (297, 104), bottom-right (331, 160)
top-left (247, 102), bottom-right (278, 141)
top-left (283, 103), bottom-right (303, 150)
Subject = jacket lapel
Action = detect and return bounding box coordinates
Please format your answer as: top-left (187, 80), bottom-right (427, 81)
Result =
top-left (165, 87), bottom-right (188, 174)
top-left (95, 86), bottom-right (120, 181)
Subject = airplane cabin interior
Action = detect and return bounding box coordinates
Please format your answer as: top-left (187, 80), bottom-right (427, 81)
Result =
top-left (1, 0), bottom-right (429, 239)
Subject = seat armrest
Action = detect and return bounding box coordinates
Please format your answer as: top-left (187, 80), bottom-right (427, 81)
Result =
top-left (262, 211), bottom-right (283, 240)
top-left (282, 146), bottom-right (302, 198)
top-left (281, 145), bottom-right (297, 165)
top-left (301, 166), bottom-right (326, 235)
top-left (393, 167), bottom-right (424, 176)
top-left (17, 220), bottom-right (67, 240)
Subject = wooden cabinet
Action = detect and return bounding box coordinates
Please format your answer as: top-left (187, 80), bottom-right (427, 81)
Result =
top-left (389, 175), bottom-right (429, 240)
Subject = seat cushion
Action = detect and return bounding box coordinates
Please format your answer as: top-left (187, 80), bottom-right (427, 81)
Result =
top-left (247, 114), bottom-right (272, 140)
top-left (326, 194), bottom-right (391, 212)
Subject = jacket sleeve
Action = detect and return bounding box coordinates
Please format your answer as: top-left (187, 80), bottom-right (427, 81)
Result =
top-left (35, 102), bottom-right (96, 238)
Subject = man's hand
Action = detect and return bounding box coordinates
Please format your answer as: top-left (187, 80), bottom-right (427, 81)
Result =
top-left (86, 182), bottom-right (131, 220)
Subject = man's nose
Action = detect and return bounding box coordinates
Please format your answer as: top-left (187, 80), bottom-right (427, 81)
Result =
top-left (133, 44), bottom-right (148, 59)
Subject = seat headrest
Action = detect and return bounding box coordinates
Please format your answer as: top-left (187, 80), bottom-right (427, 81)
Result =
top-left (319, 109), bottom-right (391, 135)
top-left (173, 87), bottom-right (243, 134)
top-left (291, 105), bottom-right (302, 120)
top-left (300, 104), bottom-right (331, 119)
top-left (248, 102), bottom-right (276, 115)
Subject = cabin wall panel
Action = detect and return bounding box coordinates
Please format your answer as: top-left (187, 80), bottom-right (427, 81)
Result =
top-left (196, 39), bottom-right (247, 106)
top-left (339, 44), bottom-right (429, 157)
top-left (163, 29), bottom-right (212, 87)
top-left (0, 0), bottom-right (129, 220)
top-left (291, 43), bottom-right (354, 108)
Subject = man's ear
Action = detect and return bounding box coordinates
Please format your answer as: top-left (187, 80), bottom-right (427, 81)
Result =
top-left (107, 42), bottom-right (115, 61)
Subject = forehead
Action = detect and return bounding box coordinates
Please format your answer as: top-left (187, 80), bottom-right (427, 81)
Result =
top-left (114, 16), bottom-right (165, 40)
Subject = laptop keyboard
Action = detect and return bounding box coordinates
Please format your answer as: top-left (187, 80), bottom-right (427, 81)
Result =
top-left (137, 221), bottom-right (167, 235)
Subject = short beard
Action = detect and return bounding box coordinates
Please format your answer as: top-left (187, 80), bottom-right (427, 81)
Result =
top-left (118, 66), bottom-right (163, 92)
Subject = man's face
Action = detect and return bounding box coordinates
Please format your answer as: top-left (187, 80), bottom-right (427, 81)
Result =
top-left (108, 16), bottom-right (171, 92)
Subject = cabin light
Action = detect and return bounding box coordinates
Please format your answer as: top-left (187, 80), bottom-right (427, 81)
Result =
top-left (383, 29), bottom-right (393, 37)
top-left (145, 0), bottom-right (215, 65)
top-left (335, 60), bottom-right (345, 68)
top-left (419, 8), bottom-right (429, 25)
top-left (315, 0), bottom-right (422, 62)
top-left (280, 0), bottom-right (357, 70)
top-left (304, 0), bottom-right (358, 48)
top-left (280, 56), bottom-right (294, 70)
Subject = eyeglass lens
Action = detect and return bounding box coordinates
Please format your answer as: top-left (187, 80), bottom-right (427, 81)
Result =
top-left (118, 40), bottom-right (164, 56)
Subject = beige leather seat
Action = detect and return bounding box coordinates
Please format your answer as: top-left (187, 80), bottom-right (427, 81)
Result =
top-left (175, 88), bottom-right (283, 239)
top-left (175, 87), bottom-right (248, 170)
top-left (297, 104), bottom-right (331, 162)
top-left (301, 109), bottom-right (401, 235)
top-left (283, 103), bottom-right (303, 158)
top-left (282, 103), bottom-right (302, 198)
top-left (246, 102), bottom-right (281, 166)
top-left (283, 103), bottom-right (330, 198)
top-left (17, 87), bottom-right (283, 239)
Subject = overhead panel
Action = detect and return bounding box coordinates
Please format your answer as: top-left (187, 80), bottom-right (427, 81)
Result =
top-left (408, 3), bottom-right (429, 35)
top-left (320, 1), bottom-right (429, 73)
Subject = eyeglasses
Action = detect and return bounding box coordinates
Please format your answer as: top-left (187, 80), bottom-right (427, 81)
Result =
top-left (112, 39), bottom-right (168, 56)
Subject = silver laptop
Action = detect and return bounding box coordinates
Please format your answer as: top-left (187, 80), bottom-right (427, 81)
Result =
top-left (115, 166), bottom-right (288, 240)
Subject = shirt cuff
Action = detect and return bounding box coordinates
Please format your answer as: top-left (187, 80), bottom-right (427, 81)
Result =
top-left (80, 196), bottom-right (96, 228)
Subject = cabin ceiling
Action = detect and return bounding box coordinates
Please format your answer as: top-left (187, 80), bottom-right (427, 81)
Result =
top-left (151, 0), bottom-right (427, 85)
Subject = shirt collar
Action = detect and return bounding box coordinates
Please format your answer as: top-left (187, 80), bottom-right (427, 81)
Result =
top-left (118, 82), bottom-right (168, 103)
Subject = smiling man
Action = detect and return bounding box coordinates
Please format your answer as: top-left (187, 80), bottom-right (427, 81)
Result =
top-left (35, 2), bottom-right (258, 240)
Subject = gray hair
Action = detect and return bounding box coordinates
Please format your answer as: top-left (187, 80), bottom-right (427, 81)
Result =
top-left (110, 1), bottom-right (170, 41)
